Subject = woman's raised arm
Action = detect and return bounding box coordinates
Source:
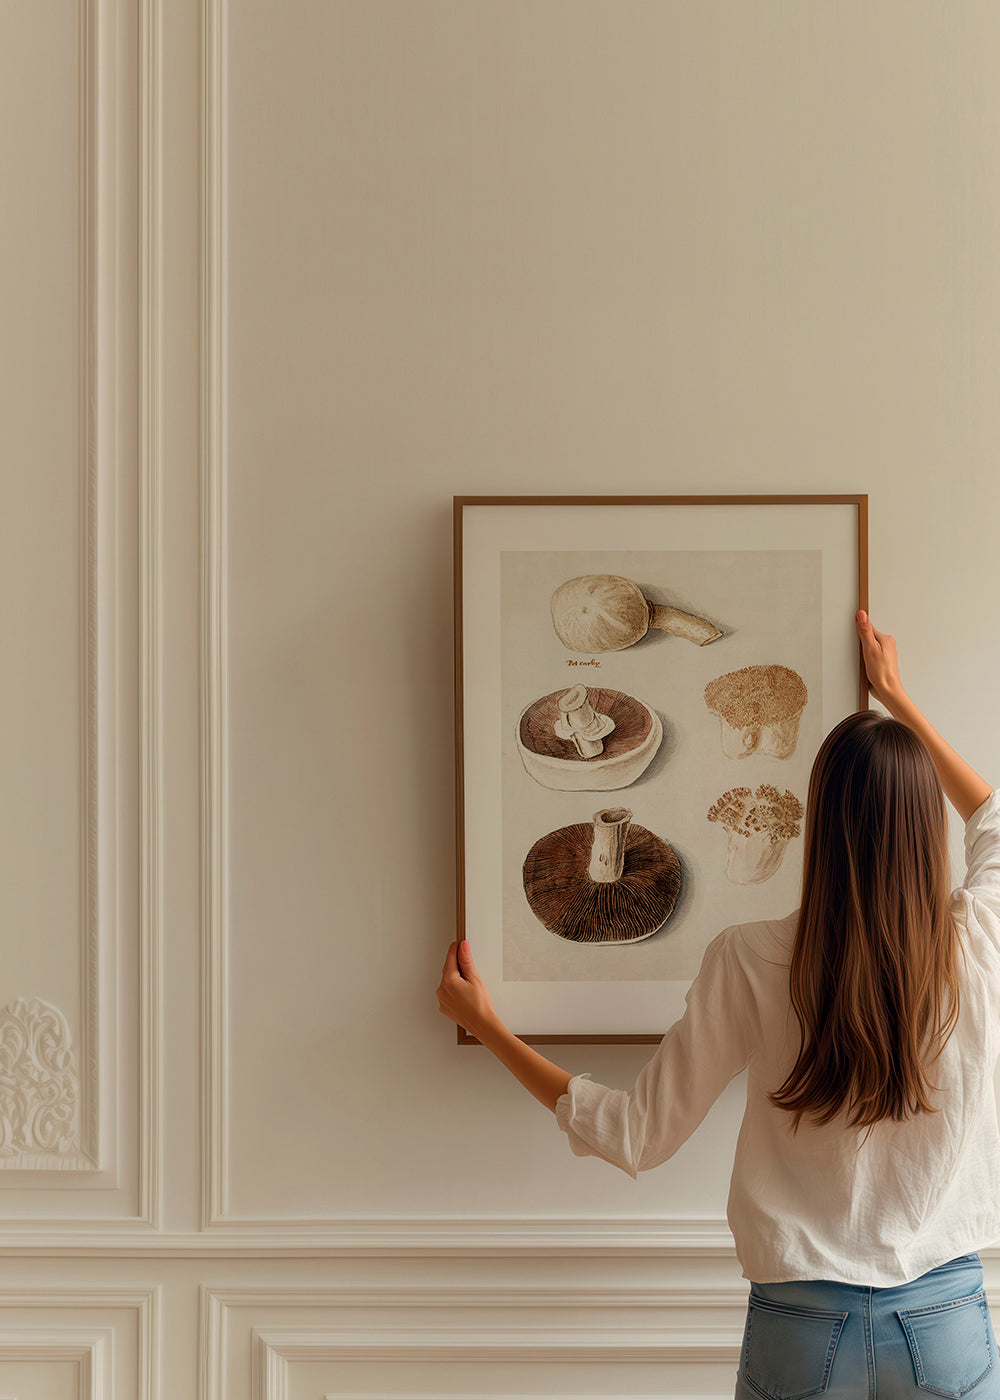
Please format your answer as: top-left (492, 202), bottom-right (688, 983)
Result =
top-left (856, 610), bottom-right (992, 823)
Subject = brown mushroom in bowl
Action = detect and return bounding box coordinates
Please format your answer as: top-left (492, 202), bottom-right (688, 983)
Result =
top-left (515, 685), bottom-right (663, 791)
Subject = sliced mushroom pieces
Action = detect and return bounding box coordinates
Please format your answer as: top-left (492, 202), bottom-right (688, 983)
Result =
top-left (554, 684), bottom-right (616, 758)
top-left (551, 575), bottom-right (722, 652)
top-left (522, 808), bottom-right (681, 943)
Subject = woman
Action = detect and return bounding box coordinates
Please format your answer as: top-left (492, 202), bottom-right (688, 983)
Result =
top-left (437, 610), bottom-right (1000, 1398)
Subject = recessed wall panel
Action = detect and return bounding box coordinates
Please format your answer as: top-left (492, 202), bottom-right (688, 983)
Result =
top-left (0, 0), bottom-right (89, 1169)
top-left (0, 0), bottom-right (142, 1212)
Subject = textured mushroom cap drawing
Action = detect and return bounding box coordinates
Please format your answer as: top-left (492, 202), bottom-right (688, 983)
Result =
top-left (704, 664), bottom-right (808, 759)
top-left (550, 575), bottom-right (651, 653)
top-left (706, 784), bottom-right (804, 884)
top-left (522, 812), bottom-right (681, 944)
top-left (516, 686), bottom-right (663, 790)
top-left (704, 665), bottom-right (808, 726)
top-left (550, 574), bottom-right (722, 651)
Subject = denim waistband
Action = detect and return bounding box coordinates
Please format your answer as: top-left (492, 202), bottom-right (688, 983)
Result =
top-left (750, 1252), bottom-right (983, 1297)
top-left (924, 1251), bottom-right (982, 1273)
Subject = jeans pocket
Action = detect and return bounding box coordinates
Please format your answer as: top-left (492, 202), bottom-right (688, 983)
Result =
top-left (740, 1296), bottom-right (848, 1400)
top-left (897, 1289), bottom-right (994, 1398)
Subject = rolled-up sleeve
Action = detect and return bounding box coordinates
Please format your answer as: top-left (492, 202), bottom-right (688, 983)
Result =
top-left (964, 789), bottom-right (1000, 902)
top-left (960, 788), bottom-right (1000, 952)
top-left (554, 928), bottom-right (750, 1177)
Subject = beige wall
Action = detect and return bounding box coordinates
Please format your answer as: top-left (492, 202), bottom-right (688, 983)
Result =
top-left (224, 0), bottom-right (1000, 1220)
top-left (2, 1), bottom-right (1000, 1393)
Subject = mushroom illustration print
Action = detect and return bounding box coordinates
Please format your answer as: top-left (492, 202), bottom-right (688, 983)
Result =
top-left (522, 808), bottom-right (681, 944)
top-left (704, 664), bottom-right (808, 759)
top-left (515, 685), bottom-right (663, 791)
top-left (550, 575), bottom-right (722, 652)
top-left (707, 784), bottom-right (804, 884)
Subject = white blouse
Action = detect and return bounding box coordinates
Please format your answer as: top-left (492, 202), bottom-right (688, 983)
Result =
top-left (556, 788), bottom-right (1000, 1286)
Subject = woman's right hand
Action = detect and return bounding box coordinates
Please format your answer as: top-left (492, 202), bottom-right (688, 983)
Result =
top-left (856, 610), bottom-right (906, 710)
top-left (855, 608), bottom-right (993, 820)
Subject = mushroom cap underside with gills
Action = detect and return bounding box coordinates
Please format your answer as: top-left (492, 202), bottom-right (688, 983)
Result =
top-left (523, 822), bottom-right (681, 943)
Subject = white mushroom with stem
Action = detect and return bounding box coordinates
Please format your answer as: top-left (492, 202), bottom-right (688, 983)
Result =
top-left (551, 575), bottom-right (722, 652)
top-left (706, 784), bottom-right (804, 885)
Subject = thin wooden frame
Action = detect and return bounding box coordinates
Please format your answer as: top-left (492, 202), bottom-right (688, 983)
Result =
top-left (455, 494), bottom-right (868, 1045)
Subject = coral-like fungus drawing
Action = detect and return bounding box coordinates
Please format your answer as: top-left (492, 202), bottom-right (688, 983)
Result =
top-left (707, 784), bottom-right (804, 884)
top-left (704, 664), bottom-right (808, 759)
top-left (0, 997), bottom-right (80, 1158)
top-left (551, 575), bottom-right (722, 652)
top-left (522, 807), bottom-right (681, 943)
top-left (516, 685), bottom-right (663, 791)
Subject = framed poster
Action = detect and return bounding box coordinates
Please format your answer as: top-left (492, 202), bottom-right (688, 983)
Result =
top-left (454, 495), bottom-right (868, 1045)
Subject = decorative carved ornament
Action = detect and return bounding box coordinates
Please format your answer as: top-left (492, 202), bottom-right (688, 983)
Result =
top-left (0, 998), bottom-right (81, 1162)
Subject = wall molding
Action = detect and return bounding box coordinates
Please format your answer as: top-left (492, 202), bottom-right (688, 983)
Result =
top-left (0, 1223), bottom-right (990, 1263)
top-left (0, 1287), bottom-right (158, 1400)
top-left (0, 1329), bottom-right (110, 1397)
top-left (0, 998), bottom-right (87, 1168)
top-left (0, 0), bottom-right (116, 1183)
top-left (139, 0), bottom-right (165, 1231)
top-left (201, 0), bottom-right (230, 1230)
top-left (203, 1285), bottom-right (746, 1400)
top-left (77, 0), bottom-right (102, 1176)
top-left (0, 0), bottom-right (162, 1215)
top-left (0, 0), bottom-right (136, 1186)
top-left (194, 1216), bottom-right (739, 1254)
top-left (255, 1331), bottom-right (738, 1400)
top-left (0, 1217), bottom-right (734, 1256)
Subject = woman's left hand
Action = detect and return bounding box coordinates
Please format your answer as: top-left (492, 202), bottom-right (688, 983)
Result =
top-left (436, 940), bottom-right (574, 1111)
top-left (436, 941), bottom-right (497, 1037)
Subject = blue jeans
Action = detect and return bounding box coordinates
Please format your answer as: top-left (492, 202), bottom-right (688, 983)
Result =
top-left (735, 1254), bottom-right (1000, 1400)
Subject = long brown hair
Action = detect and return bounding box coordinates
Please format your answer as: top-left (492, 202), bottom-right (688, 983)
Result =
top-left (770, 710), bottom-right (961, 1132)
